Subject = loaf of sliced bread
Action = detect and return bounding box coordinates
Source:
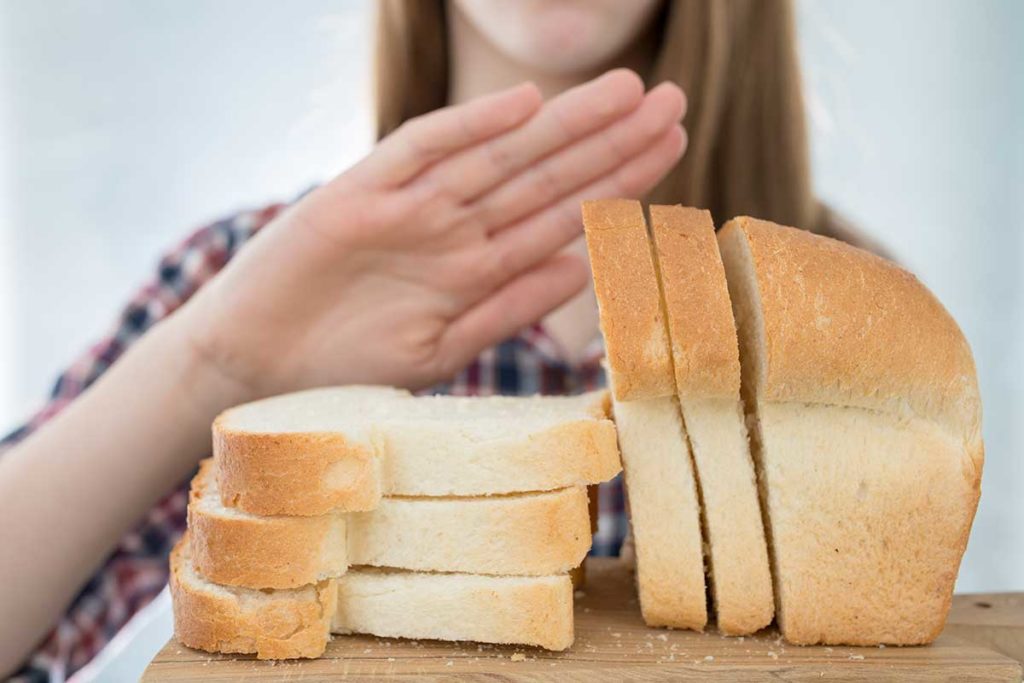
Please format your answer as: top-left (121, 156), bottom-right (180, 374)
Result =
top-left (648, 205), bottom-right (773, 636)
top-left (583, 199), bottom-right (706, 630)
top-left (188, 459), bottom-right (591, 589)
top-left (171, 535), bottom-right (574, 658)
top-left (214, 388), bottom-right (621, 516)
top-left (718, 216), bottom-right (983, 645)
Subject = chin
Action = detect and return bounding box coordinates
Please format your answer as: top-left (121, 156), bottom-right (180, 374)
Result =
top-left (455, 0), bottom-right (663, 76)
top-left (515, 4), bottom-right (625, 73)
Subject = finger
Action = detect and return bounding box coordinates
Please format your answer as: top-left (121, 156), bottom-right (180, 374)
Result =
top-left (439, 253), bottom-right (588, 374)
top-left (350, 82), bottom-right (543, 188)
top-left (489, 124), bottom-right (687, 278)
top-left (473, 82), bottom-right (685, 233)
top-left (420, 69), bottom-right (645, 204)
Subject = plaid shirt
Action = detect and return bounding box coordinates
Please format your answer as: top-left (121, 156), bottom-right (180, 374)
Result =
top-left (1, 200), bottom-right (627, 682)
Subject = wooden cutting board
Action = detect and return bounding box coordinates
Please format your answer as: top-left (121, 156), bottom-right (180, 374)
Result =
top-left (144, 558), bottom-right (1023, 681)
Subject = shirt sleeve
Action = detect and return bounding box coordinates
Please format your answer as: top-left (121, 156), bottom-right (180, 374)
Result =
top-left (3, 201), bottom-right (284, 682)
top-left (1, 203), bottom-right (284, 452)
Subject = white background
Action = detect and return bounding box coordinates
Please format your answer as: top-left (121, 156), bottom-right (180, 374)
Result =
top-left (0, 0), bottom-right (1020, 608)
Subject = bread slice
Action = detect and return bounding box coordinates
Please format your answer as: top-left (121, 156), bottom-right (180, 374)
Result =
top-left (648, 204), bottom-right (773, 636)
top-left (214, 388), bottom-right (621, 516)
top-left (583, 199), bottom-right (706, 630)
top-left (170, 535), bottom-right (574, 658)
top-left (331, 568), bottom-right (573, 651)
top-left (170, 534), bottom-right (336, 660)
top-left (718, 216), bottom-right (983, 645)
top-left (189, 459), bottom-right (592, 589)
top-left (189, 459), bottom-right (348, 590)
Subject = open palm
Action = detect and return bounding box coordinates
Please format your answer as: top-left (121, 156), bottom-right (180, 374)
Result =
top-left (179, 69), bottom-right (686, 398)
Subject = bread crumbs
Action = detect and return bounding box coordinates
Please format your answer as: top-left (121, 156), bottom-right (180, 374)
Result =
top-left (510, 653), bottom-right (526, 662)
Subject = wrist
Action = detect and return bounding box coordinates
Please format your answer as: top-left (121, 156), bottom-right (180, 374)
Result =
top-left (156, 308), bottom-right (260, 419)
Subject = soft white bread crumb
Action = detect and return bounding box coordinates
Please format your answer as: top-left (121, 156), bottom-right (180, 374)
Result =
top-left (680, 397), bottom-right (773, 635)
top-left (610, 392), bottom-right (706, 630)
top-left (333, 568), bottom-right (573, 651)
top-left (757, 401), bottom-right (977, 644)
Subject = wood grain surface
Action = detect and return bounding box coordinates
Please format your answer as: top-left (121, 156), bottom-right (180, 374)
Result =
top-left (946, 592), bottom-right (1024, 667)
top-left (144, 558), bottom-right (1023, 682)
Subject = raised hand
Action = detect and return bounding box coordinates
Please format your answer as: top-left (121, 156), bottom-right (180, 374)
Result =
top-left (178, 69), bottom-right (686, 399)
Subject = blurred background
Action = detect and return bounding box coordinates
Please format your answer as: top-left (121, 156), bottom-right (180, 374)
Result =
top-left (0, 0), bottom-right (1020, 608)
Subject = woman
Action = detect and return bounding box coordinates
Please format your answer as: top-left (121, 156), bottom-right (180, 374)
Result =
top-left (0, 1), bottom-right (860, 678)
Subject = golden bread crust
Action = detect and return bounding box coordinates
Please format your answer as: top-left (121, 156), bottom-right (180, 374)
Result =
top-left (649, 205), bottom-right (741, 399)
top-left (583, 199), bottom-right (675, 400)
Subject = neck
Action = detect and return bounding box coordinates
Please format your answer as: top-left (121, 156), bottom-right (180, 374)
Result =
top-left (447, 6), bottom-right (657, 106)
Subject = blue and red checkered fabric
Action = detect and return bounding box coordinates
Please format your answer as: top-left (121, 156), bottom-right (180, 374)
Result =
top-left (0, 200), bottom-right (627, 681)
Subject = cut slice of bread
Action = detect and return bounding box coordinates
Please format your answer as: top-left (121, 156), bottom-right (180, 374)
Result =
top-left (718, 216), bottom-right (983, 645)
top-left (189, 459), bottom-right (348, 590)
top-left (214, 386), bottom-right (398, 516)
top-left (214, 388), bottom-right (621, 516)
top-left (583, 199), bottom-right (707, 630)
top-left (170, 534), bottom-right (336, 660)
top-left (648, 205), bottom-right (773, 636)
top-left (170, 535), bottom-right (574, 659)
top-left (189, 460), bottom-right (592, 589)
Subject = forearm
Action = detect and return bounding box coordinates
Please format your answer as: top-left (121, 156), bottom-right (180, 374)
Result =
top-left (0, 311), bottom-right (250, 675)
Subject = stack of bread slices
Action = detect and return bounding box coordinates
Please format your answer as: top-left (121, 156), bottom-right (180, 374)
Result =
top-left (170, 387), bottom-right (622, 658)
top-left (584, 200), bottom-right (982, 646)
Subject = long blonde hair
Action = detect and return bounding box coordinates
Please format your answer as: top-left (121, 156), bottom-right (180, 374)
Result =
top-left (374, 0), bottom-right (825, 234)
